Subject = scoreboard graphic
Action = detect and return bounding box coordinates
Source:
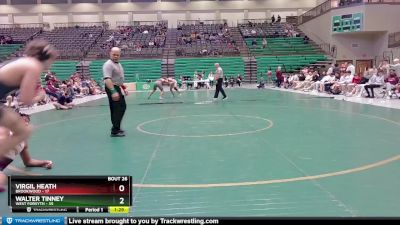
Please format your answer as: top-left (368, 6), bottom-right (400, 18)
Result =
top-left (8, 176), bottom-right (132, 213)
top-left (332, 12), bottom-right (363, 33)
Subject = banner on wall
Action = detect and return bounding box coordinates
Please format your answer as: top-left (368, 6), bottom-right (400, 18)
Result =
top-left (136, 82), bottom-right (154, 91)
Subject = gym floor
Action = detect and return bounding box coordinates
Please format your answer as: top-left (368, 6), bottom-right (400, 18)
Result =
top-left (1, 88), bottom-right (400, 216)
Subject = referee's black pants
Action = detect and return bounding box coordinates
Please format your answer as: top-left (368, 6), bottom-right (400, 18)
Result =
top-left (214, 78), bottom-right (227, 99)
top-left (105, 85), bottom-right (126, 134)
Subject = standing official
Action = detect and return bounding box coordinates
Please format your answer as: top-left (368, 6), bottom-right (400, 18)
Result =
top-left (103, 47), bottom-right (128, 137)
top-left (213, 63), bottom-right (228, 100)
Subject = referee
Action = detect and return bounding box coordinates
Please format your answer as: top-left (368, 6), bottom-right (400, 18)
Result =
top-left (103, 47), bottom-right (128, 137)
top-left (213, 63), bottom-right (228, 100)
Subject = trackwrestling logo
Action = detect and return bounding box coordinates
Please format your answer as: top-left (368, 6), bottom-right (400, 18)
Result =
top-left (2, 217), bottom-right (64, 225)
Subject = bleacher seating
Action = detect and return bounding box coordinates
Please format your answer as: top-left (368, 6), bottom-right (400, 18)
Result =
top-left (89, 59), bottom-right (162, 83)
top-left (239, 22), bottom-right (286, 38)
top-left (0, 44), bottom-right (22, 61)
top-left (246, 37), bottom-right (318, 55)
top-left (0, 27), bottom-right (42, 43)
top-left (176, 24), bottom-right (239, 57)
top-left (48, 61), bottom-right (77, 81)
top-left (87, 23), bottom-right (166, 59)
top-left (175, 57), bottom-right (244, 79)
top-left (256, 54), bottom-right (327, 79)
top-left (34, 26), bottom-right (104, 59)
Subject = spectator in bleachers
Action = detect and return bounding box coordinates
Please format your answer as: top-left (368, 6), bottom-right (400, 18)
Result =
top-left (236, 75), bottom-right (242, 87)
top-left (277, 15), bottom-right (281, 23)
top-left (364, 69), bottom-right (385, 98)
top-left (4, 92), bottom-right (18, 109)
top-left (271, 15), bottom-right (276, 23)
top-left (303, 35), bottom-right (310, 44)
top-left (262, 38), bottom-right (267, 49)
top-left (379, 60), bottom-right (390, 78)
top-left (303, 71), bottom-right (321, 91)
top-left (332, 63), bottom-right (340, 75)
top-left (0, 35), bottom-right (13, 45)
top-left (287, 74), bottom-right (299, 89)
top-left (282, 74), bottom-right (290, 89)
top-left (229, 77), bottom-right (235, 87)
top-left (224, 77), bottom-right (229, 88)
top-left (384, 69), bottom-right (399, 98)
top-left (33, 84), bottom-right (47, 106)
top-left (346, 73), bottom-right (362, 96)
top-left (208, 72), bottom-right (215, 87)
top-left (346, 62), bottom-right (355, 76)
top-left (337, 70), bottom-right (354, 95)
top-left (323, 72), bottom-right (339, 93)
top-left (360, 68), bottom-right (374, 84)
top-left (351, 70), bottom-right (371, 97)
top-left (294, 71), bottom-right (313, 90)
top-left (257, 77), bottom-right (266, 89)
top-left (267, 70), bottom-right (273, 86)
top-left (252, 38), bottom-right (257, 48)
top-left (396, 83), bottom-right (400, 97)
top-left (318, 72), bottom-right (336, 92)
top-left (390, 58), bottom-right (400, 76)
top-left (53, 91), bottom-right (74, 110)
top-left (275, 66), bottom-right (284, 88)
top-left (326, 63), bottom-right (334, 76)
top-left (341, 63), bottom-right (349, 73)
top-left (45, 78), bottom-right (62, 100)
top-left (330, 81), bottom-right (342, 95)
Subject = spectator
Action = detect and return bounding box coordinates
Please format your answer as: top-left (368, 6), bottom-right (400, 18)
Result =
top-left (379, 60), bottom-right (390, 78)
top-left (229, 76), bottom-right (235, 87)
top-left (271, 15), bottom-right (276, 23)
top-left (346, 62), bottom-right (355, 76)
top-left (390, 58), bottom-right (400, 76)
top-left (333, 63), bottom-right (340, 75)
top-left (318, 72), bottom-right (336, 93)
top-left (275, 67), bottom-right (284, 88)
top-left (236, 75), bottom-right (242, 87)
top-left (364, 70), bottom-right (385, 98)
top-left (45, 79), bottom-right (62, 100)
top-left (303, 35), bottom-right (310, 44)
top-left (53, 91), bottom-right (74, 110)
top-left (337, 70), bottom-right (354, 95)
top-left (224, 77), bottom-right (229, 88)
top-left (277, 15), bottom-right (281, 23)
top-left (267, 70), bottom-right (273, 86)
top-left (252, 38), bottom-right (257, 48)
top-left (384, 69), bottom-right (399, 99)
top-left (326, 63), bottom-right (334, 76)
top-left (208, 72), bottom-right (214, 87)
top-left (360, 68), bottom-right (374, 84)
top-left (262, 38), bottom-right (267, 49)
top-left (257, 77), bottom-right (266, 89)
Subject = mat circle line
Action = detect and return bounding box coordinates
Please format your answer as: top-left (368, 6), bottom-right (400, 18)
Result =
top-left (136, 114), bottom-right (274, 138)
